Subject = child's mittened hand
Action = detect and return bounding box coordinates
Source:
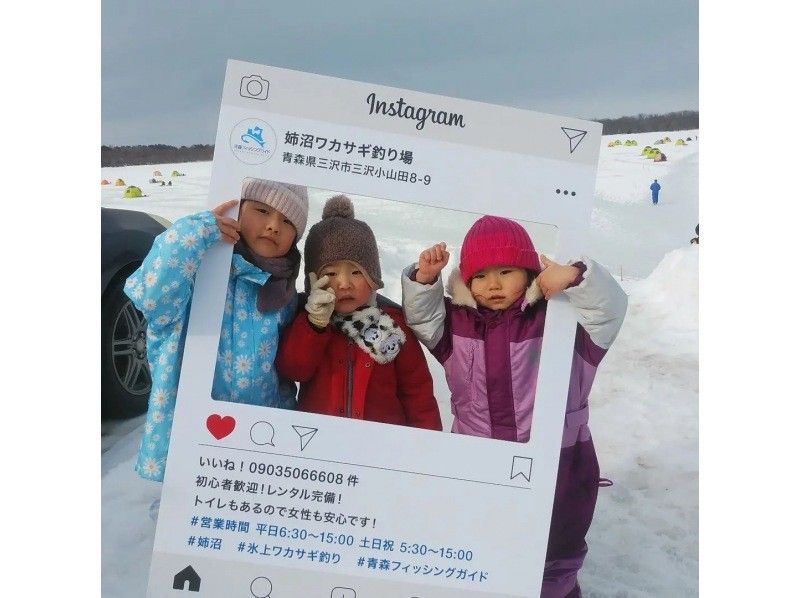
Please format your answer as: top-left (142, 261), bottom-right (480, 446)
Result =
top-left (416, 242), bottom-right (450, 284)
top-left (212, 199), bottom-right (241, 244)
top-left (305, 273), bottom-right (337, 328)
top-left (537, 255), bottom-right (581, 300)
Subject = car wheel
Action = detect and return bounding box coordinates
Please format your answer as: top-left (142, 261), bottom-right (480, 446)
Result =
top-left (102, 274), bottom-right (151, 418)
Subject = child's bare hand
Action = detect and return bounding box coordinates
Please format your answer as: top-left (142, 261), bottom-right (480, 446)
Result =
top-left (416, 243), bottom-right (449, 284)
top-left (212, 199), bottom-right (241, 244)
top-left (537, 255), bottom-right (581, 300)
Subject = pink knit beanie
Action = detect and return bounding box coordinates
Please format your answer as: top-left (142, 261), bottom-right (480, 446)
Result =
top-left (459, 215), bottom-right (539, 283)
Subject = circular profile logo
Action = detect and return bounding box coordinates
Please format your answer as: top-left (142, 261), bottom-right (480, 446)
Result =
top-left (230, 118), bottom-right (277, 164)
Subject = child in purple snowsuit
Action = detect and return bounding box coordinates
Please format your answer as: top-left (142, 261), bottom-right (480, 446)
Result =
top-left (401, 215), bottom-right (627, 598)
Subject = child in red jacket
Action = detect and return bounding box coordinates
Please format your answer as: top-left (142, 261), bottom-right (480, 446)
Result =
top-left (276, 195), bottom-right (442, 430)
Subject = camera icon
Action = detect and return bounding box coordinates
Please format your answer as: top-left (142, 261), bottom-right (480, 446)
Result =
top-left (240, 75), bottom-right (269, 100)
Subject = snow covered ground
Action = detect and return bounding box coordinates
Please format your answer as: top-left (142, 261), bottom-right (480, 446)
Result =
top-left (101, 129), bottom-right (699, 597)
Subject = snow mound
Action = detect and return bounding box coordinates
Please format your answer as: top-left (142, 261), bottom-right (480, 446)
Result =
top-left (630, 246), bottom-right (698, 334)
top-left (583, 247), bottom-right (698, 596)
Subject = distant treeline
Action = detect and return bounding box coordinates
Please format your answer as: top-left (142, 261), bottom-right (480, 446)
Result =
top-left (101, 110), bottom-right (699, 166)
top-left (101, 144), bottom-right (214, 167)
top-left (595, 110), bottom-right (698, 135)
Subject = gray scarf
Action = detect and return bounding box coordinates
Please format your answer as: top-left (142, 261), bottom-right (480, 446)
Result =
top-left (234, 242), bottom-right (301, 312)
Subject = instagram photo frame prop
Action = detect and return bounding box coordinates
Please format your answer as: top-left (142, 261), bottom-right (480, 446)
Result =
top-left (146, 60), bottom-right (601, 598)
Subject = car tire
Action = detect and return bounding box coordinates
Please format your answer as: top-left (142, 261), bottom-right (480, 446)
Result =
top-left (102, 273), bottom-right (151, 419)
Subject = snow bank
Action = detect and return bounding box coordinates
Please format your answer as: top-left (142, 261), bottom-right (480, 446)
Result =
top-left (582, 247), bottom-right (698, 596)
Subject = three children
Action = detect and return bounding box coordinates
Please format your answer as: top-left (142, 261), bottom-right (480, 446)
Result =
top-left (132, 183), bottom-right (624, 596)
top-left (401, 215), bottom-right (628, 598)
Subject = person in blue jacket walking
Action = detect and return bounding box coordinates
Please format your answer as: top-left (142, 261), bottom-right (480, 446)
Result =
top-left (125, 178), bottom-right (309, 482)
top-left (650, 179), bottom-right (661, 205)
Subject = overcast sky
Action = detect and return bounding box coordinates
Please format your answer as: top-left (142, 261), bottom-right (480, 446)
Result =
top-left (102, 1), bottom-right (698, 146)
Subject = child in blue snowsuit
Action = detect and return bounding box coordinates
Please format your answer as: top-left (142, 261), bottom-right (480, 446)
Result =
top-left (650, 179), bottom-right (661, 205)
top-left (125, 178), bottom-right (309, 482)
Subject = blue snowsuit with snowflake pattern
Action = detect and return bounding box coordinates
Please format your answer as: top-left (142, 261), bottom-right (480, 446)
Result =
top-left (125, 210), bottom-right (298, 482)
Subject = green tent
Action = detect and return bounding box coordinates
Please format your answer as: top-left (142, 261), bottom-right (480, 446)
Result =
top-left (613, 139), bottom-right (623, 146)
top-left (675, 139), bottom-right (687, 146)
top-left (654, 139), bottom-right (665, 145)
top-left (171, 170), bottom-right (185, 177)
top-left (123, 185), bottom-right (143, 198)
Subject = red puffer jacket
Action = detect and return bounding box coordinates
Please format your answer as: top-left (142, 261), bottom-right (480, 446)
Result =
top-left (276, 305), bottom-right (442, 430)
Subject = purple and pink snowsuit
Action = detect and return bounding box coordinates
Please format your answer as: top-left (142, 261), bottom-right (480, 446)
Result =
top-left (401, 258), bottom-right (627, 598)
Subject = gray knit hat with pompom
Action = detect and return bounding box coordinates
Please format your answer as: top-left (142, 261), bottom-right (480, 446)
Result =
top-left (303, 195), bottom-right (383, 289)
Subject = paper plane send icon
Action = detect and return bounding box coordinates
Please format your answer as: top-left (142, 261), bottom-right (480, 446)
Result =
top-left (561, 127), bottom-right (588, 154)
top-left (292, 425), bottom-right (318, 451)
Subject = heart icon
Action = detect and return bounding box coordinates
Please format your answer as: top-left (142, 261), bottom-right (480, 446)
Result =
top-left (206, 414), bottom-right (236, 440)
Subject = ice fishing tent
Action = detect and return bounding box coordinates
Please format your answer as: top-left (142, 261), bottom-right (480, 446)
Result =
top-left (675, 139), bottom-right (687, 146)
top-left (608, 141), bottom-right (617, 148)
top-left (664, 136), bottom-right (672, 142)
top-left (101, 179), bottom-right (110, 185)
top-left (654, 139), bottom-right (665, 145)
top-left (171, 170), bottom-right (185, 177)
top-left (153, 170), bottom-right (162, 177)
top-left (641, 146), bottom-right (654, 156)
top-left (123, 185), bottom-right (143, 198)
top-left (115, 178), bottom-right (125, 186)
top-left (613, 139), bottom-right (622, 146)
top-left (624, 139), bottom-right (638, 146)
top-left (653, 151), bottom-right (667, 162)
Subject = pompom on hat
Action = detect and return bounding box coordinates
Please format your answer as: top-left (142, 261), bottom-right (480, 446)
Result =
top-left (240, 177), bottom-right (309, 238)
top-left (459, 215), bottom-right (539, 283)
top-left (303, 195), bottom-right (383, 289)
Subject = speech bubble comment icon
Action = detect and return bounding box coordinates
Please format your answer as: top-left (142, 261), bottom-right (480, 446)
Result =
top-left (250, 421), bottom-right (276, 446)
top-left (331, 587), bottom-right (356, 598)
top-left (250, 576), bottom-right (273, 598)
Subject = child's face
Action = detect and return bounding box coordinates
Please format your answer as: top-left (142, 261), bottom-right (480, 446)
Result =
top-left (318, 260), bottom-right (373, 314)
top-left (239, 200), bottom-right (297, 258)
top-left (469, 266), bottom-right (529, 310)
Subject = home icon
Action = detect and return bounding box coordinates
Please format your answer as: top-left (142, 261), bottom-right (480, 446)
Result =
top-left (173, 565), bottom-right (201, 592)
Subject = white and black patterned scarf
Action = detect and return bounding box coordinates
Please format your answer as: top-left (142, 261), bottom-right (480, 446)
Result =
top-left (331, 305), bottom-right (406, 364)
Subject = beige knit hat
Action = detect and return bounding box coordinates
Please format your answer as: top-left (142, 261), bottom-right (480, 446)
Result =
top-left (303, 195), bottom-right (383, 289)
top-left (240, 177), bottom-right (309, 238)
